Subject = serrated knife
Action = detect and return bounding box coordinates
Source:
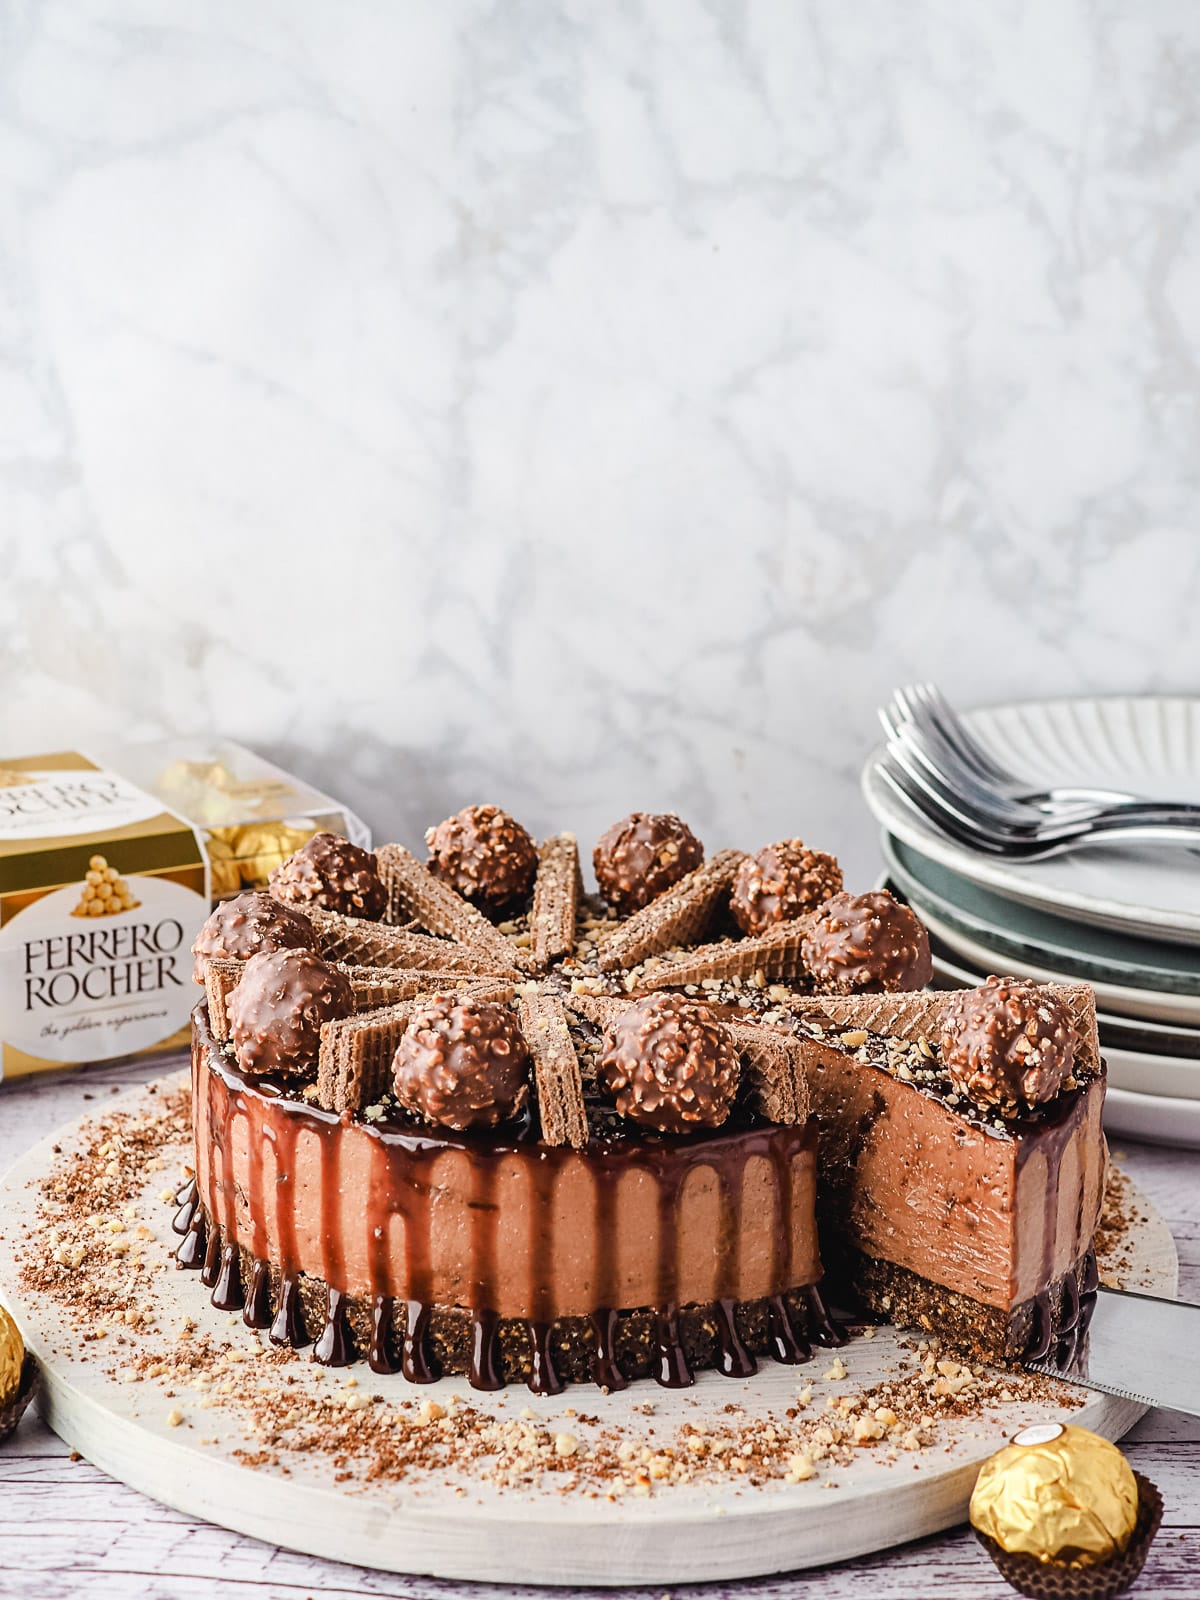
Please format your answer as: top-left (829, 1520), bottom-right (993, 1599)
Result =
top-left (1027, 1286), bottom-right (1200, 1417)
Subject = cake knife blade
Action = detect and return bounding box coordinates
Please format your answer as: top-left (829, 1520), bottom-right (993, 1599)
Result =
top-left (1026, 1286), bottom-right (1200, 1417)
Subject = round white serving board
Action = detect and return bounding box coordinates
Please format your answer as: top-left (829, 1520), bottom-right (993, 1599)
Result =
top-left (0, 1076), bottom-right (1179, 1588)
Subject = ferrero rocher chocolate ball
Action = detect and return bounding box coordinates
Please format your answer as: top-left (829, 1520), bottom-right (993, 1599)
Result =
top-left (730, 840), bottom-right (843, 936)
top-left (191, 891), bottom-right (315, 984)
top-left (599, 993), bottom-right (739, 1135)
top-left (425, 804), bottom-right (538, 910)
top-left (227, 948), bottom-right (353, 1079)
top-left (593, 812), bottom-right (703, 914)
top-left (801, 890), bottom-right (932, 994)
top-left (393, 995), bottom-right (531, 1131)
top-left (938, 977), bottom-right (1076, 1114)
top-left (269, 832), bottom-right (387, 919)
top-left (970, 1422), bottom-right (1138, 1567)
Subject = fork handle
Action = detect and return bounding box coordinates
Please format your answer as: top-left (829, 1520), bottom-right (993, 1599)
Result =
top-left (1057, 799), bottom-right (1200, 828)
top-left (1039, 787), bottom-right (1200, 820)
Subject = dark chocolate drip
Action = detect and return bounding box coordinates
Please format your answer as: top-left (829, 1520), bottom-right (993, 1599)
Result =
top-left (174, 1211), bottom-right (207, 1270)
top-left (315, 1287), bottom-right (354, 1366)
top-left (368, 1295), bottom-right (399, 1375)
top-left (526, 1322), bottom-right (563, 1396)
top-left (210, 1244), bottom-right (244, 1311)
top-left (318, 1116), bottom-right (345, 1308)
top-left (1058, 1269), bottom-right (1081, 1334)
top-left (243, 1259), bottom-right (273, 1329)
top-left (653, 1303), bottom-right (693, 1389)
top-left (588, 1308), bottom-right (627, 1392)
top-left (766, 1293), bottom-right (811, 1364)
top-left (1080, 1248), bottom-right (1100, 1296)
top-left (199, 1226), bottom-right (222, 1288)
top-left (802, 1282), bottom-right (847, 1348)
top-left (1024, 1291), bottom-right (1055, 1363)
top-left (270, 1276), bottom-right (310, 1349)
top-left (714, 1297), bottom-right (757, 1378)
top-left (175, 1176), bottom-right (197, 1206)
top-left (172, 1181), bottom-right (198, 1236)
top-left (469, 1308), bottom-right (503, 1391)
top-left (401, 1299), bottom-right (439, 1384)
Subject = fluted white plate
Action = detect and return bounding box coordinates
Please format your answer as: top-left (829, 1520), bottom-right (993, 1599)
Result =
top-left (863, 696), bottom-right (1200, 944)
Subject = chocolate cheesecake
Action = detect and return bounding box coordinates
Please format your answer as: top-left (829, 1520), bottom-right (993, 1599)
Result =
top-left (181, 817), bottom-right (1107, 1395)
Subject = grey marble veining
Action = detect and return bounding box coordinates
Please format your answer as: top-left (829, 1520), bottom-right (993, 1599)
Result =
top-left (2, 2), bottom-right (1198, 889)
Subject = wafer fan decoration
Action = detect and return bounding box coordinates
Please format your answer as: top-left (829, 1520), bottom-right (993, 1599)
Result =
top-left (196, 815), bottom-right (942, 1141)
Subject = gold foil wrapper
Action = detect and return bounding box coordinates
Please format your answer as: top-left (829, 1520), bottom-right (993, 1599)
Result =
top-left (970, 1423), bottom-right (1138, 1567)
top-left (0, 1306), bottom-right (24, 1406)
top-left (229, 823), bottom-right (316, 888)
top-left (203, 832), bottom-right (244, 898)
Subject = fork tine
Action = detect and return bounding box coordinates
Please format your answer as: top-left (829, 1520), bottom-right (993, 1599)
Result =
top-left (885, 696), bottom-right (1051, 830)
top-left (910, 685), bottom-right (1014, 787)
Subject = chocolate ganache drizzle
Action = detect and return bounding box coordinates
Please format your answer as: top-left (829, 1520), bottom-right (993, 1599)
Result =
top-left (180, 1007), bottom-right (840, 1394)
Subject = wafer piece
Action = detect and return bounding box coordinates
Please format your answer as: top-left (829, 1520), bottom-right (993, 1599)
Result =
top-left (203, 958), bottom-right (244, 1041)
top-left (596, 849), bottom-right (746, 973)
top-left (375, 844), bottom-right (523, 973)
top-left (304, 904), bottom-right (498, 975)
top-left (726, 1021), bottom-right (811, 1125)
top-left (628, 913), bottom-right (816, 991)
top-left (316, 980), bottom-right (519, 1113)
top-left (345, 967), bottom-right (493, 1011)
top-left (788, 982), bottom-right (1101, 1077)
top-left (565, 992), bottom-right (629, 1031)
top-left (530, 833), bottom-right (581, 971)
top-left (518, 991), bottom-right (589, 1150)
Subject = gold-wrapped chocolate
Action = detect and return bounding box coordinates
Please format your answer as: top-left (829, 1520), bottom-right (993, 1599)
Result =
top-left (203, 831), bottom-right (244, 898)
top-left (970, 1423), bottom-right (1138, 1567)
top-left (0, 1305), bottom-right (24, 1404)
top-left (231, 823), bottom-right (317, 888)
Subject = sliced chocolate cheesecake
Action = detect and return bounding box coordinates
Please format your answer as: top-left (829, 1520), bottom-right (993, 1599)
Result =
top-left (181, 810), bottom-right (1106, 1394)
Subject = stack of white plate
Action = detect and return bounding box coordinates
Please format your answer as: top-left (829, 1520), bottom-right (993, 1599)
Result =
top-left (861, 696), bottom-right (1200, 1149)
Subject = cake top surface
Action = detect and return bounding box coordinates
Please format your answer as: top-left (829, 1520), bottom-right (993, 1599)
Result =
top-left (194, 808), bottom-right (1097, 1150)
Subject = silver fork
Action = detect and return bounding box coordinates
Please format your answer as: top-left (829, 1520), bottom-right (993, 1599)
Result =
top-left (876, 687), bottom-right (1200, 857)
top-left (895, 686), bottom-right (1137, 813)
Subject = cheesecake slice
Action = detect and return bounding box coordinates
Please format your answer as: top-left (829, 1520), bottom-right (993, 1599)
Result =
top-left (784, 986), bottom-right (1105, 1360)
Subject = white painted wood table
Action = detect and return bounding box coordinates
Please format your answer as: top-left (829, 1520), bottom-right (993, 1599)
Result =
top-left (1, 1051), bottom-right (1196, 1600)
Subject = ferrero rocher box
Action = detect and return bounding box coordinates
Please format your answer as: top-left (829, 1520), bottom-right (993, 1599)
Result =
top-left (0, 743), bottom-right (367, 1081)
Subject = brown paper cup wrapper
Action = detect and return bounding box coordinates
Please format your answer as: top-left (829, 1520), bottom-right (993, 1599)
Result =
top-left (0, 1356), bottom-right (39, 1444)
top-left (976, 1471), bottom-right (1163, 1599)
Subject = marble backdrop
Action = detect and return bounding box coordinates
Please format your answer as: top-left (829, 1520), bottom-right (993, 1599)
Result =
top-left (2, 1), bottom-right (1197, 886)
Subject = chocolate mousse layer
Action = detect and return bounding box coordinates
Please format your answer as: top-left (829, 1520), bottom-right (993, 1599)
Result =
top-left (786, 1002), bottom-right (1107, 1360)
top-left (184, 1006), bottom-right (837, 1392)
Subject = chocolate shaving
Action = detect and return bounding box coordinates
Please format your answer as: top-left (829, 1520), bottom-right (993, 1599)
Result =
top-left (375, 844), bottom-right (523, 974)
top-left (596, 849), bottom-right (746, 973)
top-left (787, 984), bottom-right (1101, 1078)
top-left (315, 980), bottom-right (517, 1114)
top-left (517, 991), bottom-right (589, 1150)
top-left (726, 1022), bottom-right (811, 1125)
top-left (628, 913), bottom-right (816, 990)
top-left (529, 833), bottom-right (581, 971)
